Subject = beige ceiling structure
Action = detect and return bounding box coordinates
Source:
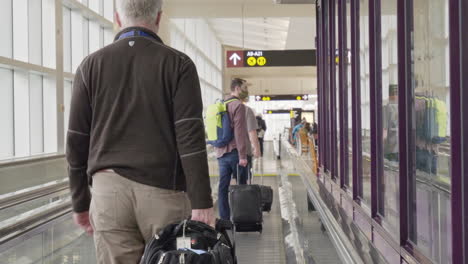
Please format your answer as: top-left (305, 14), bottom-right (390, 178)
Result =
top-left (164, 0), bottom-right (317, 97)
top-left (164, 0), bottom-right (316, 50)
top-left (164, 0), bottom-right (315, 18)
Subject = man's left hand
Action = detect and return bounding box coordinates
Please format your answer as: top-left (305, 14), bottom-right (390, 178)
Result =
top-left (73, 211), bottom-right (94, 235)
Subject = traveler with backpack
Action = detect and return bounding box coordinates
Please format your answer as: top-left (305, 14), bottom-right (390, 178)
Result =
top-left (213, 78), bottom-right (249, 220)
top-left (236, 101), bottom-right (261, 184)
top-left (66, 1), bottom-right (214, 263)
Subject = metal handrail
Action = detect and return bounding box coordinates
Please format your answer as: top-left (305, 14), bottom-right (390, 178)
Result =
top-left (0, 178), bottom-right (69, 211)
top-left (0, 154), bottom-right (66, 168)
top-left (0, 199), bottom-right (72, 252)
top-left (0, 198), bottom-right (72, 249)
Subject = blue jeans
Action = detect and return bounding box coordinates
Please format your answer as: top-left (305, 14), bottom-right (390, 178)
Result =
top-left (218, 150), bottom-right (240, 220)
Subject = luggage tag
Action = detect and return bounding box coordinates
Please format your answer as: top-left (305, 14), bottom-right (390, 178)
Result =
top-left (177, 220), bottom-right (192, 249)
top-left (177, 237), bottom-right (191, 249)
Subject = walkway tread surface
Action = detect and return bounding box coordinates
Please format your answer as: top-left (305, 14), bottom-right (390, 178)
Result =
top-left (233, 176), bottom-right (286, 264)
top-left (1, 142), bottom-right (343, 264)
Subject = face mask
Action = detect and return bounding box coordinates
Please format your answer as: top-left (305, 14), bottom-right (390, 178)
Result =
top-left (239, 90), bottom-right (249, 100)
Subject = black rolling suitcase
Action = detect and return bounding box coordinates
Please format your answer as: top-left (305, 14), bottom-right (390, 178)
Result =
top-left (229, 166), bottom-right (263, 232)
top-left (259, 185), bottom-right (273, 212)
top-left (255, 160), bottom-right (274, 212)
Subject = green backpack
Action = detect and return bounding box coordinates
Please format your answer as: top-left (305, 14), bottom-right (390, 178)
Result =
top-left (205, 99), bottom-right (238, 148)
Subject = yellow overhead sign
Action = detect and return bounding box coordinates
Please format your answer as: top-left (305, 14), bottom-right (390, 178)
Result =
top-left (247, 57), bottom-right (257, 66)
top-left (257, 56), bottom-right (267, 66)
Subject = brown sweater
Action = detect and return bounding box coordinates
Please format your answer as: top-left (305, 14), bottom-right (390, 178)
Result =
top-left (215, 97), bottom-right (248, 160)
top-left (66, 27), bottom-right (213, 213)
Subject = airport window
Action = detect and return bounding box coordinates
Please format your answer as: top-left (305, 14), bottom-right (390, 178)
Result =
top-left (378, 0), bottom-right (400, 240)
top-left (335, 0), bottom-right (340, 181)
top-left (359, 0), bottom-right (371, 204)
top-left (324, 1), bottom-right (331, 171)
top-left (0, 69), bottom-right (14, 159)
top-left (169, 19), bottom-right (223, 111)
top-left (409, 0), bottom-right (452, 262)
top-left (29, 74), bottom-right (45, 155)
top-left (0, 0), bottom-right (13, 58)
top-left (29, 0), bottom-right (43, 66)
top-left (345, 0), bottom-right (353, 189)
top-left (13, 0), bottom-right (29, 63)
top-left (63, 7), bottom-right (72, 73)
top-left (0, 0), bottom-right (114, 161)
top-left (42, 0), bottom-right (56, 69)
top-left (64, 81), bottom-right (73, 141)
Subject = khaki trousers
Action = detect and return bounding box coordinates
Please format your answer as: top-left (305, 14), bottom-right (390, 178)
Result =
top-left (89, 171), bottom-right (191, 264)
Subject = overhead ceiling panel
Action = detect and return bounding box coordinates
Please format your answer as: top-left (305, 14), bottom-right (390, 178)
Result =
top-left (274, 0), bottom-right (315, 4)
top-left (208, 17), bottom-right (290, 50)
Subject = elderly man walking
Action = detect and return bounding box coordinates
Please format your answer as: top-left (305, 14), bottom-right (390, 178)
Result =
top-left (66, 0), bottom-right (214, 263)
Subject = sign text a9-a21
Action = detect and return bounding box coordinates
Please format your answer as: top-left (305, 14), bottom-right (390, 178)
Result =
top-left (226, 50), bottom-right (317, 68)
top-left (227, 50), bottom-right (316, 68)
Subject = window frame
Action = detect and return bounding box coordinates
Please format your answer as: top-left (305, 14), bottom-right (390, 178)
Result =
top-left (317, 0), bottom-right (467, 262)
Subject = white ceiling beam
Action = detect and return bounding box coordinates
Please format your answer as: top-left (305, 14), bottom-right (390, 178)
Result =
top-left (209, 19), bottom-right (290, 31)
top-left (221, 37), bottom-right (286, 47)
top-left (213, 29), bottom-right (288, 41)
top-left (164, 2), bottom-right (315, 18)
top-left (214, 18), bottom-right (290, 29)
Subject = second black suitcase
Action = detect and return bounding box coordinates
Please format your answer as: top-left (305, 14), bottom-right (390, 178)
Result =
top-left (259, 185), bottom-right (273, 212)
top-left (229, 184), bottom-right (263, 233)
top-left (255, 160), bottom-right (274, 212)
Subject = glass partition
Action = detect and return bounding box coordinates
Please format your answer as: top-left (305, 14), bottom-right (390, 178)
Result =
top-left (345, 0), bottom-right (353, 189)
top-left (409, 0), bottom-right (452, 262)
top-left (379, 0), bottom-right (400, 240)
top-left (359, 0), bottom-right (371, 204)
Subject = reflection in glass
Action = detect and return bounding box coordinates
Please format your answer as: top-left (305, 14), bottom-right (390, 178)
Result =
top-left (379, 0), bottom-right (400, 240)
top-left (346, 1), bottom-right (353, 189)
top-left (410, 0), bottom-right (452, 263)
top-left (335, 0), bottom-right (340, 180)
top-left (359, 0), bottom-right (371, 203)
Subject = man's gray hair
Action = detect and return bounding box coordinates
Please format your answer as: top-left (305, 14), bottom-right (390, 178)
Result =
top-left (117, 0), bottom-right (163, 25)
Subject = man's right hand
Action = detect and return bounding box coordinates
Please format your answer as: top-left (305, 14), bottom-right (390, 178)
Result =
top-left (73, 211), bottom-right (94, 235)
top-left (239, 159), bottom-right (248, 167)
top-left (191, 208), bottom-right (215, 227)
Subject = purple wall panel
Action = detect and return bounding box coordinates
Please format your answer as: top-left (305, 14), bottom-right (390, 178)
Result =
top-left (355, 209), bottom-right (372, 239)
top-left (343, 196), bottom-right (353, 219)
top-left (414, 186), bottom-right (432, 257)
top-left (332, 185), bottom-right (341, 204)
top-left (374, 231), bottom-right (400, 264)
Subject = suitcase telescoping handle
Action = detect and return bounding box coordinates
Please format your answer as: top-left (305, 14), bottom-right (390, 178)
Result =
top-left (251, 158), bottom-right (263, 185)
top-left (258, 158), bottom-right (264, 185)
top-left (236, 163), bottom-right (253, 185)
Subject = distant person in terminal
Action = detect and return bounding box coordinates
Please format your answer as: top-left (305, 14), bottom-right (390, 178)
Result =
top-left (66, 0), bottom-right (214, 263)
top-left (311, 121), bottom-right (318, 148)
top-left (215, 78), bottom-right (249, 220)
top-left (383, 85), bottom-right (399, 162)
top-left (256, 114), bottom-right (267, 156)
top-left (292, 120), bottom-right (306, 145)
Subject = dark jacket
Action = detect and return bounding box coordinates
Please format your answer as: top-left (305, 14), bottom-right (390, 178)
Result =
top-left (256, 116), bottom-right (267, 132)
top-left (66, 27), bottom-right (213, 213)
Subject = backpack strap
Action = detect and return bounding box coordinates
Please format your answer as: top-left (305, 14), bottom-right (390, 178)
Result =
top-left (223, 98), bottom-right (239, 105)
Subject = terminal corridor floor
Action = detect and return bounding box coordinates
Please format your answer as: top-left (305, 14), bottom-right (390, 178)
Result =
top-left (0, 142), bottom-right (342, 264)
